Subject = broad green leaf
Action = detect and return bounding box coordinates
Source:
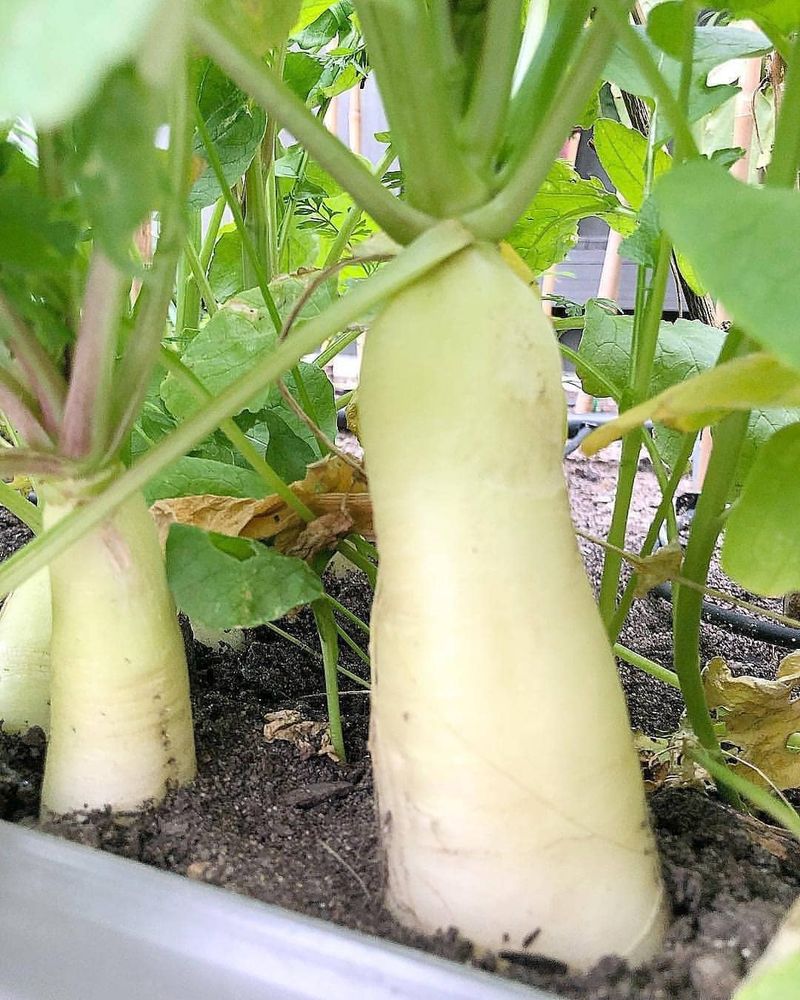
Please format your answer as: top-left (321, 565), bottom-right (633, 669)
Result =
top-left (0, 143), bottom-right (77, 274)
top-left (704, 1), bottom-right (799, 53)
top-left (723, 425), bottom-right (800, 596)
top-left (583, 353), bottom-right (800, 455)
top-left (260, 409), bottom-right (318, 482)
top-left (294, 1), bottom-right (338, 31)
top-left (646, 1), bottom-right (687, 59)
top-left (143, 457), bottom-right (266, 505)
top-left (72, 65), bottom-right (164, 265)
top-left (190, 63), bottom-right (267, 211)
top-left (161, 310), bottom-right (277, 419)
top-left (605, 25), bottom-right (772, 140)
top-left (207, 0), bottom-right (301, 55)
top-left (593, 119), bottom-right (671, 211)
top-left (620, 197), bottom-right (660, 268)
top-left (284, 52), bottom-right (325, 103)
top-left (575, 301), bottom-right (724, 400)
top-left (657, 161), bottom-right (800, 368)
top-left (166, 524), bottom-right (323, 629)
top-left (208, 229), bottom-right (244, 303)
top-left (0, 0), bottom-right (165, 127)
top-left (508, 160), bottom-right (621, 275)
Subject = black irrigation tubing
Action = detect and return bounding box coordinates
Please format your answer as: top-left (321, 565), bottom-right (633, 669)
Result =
top-left (651, 582), bottom-right (800, 649)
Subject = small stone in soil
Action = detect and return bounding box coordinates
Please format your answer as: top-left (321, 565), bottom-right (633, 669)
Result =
top-left (279, 781), bottom-right (354, 808)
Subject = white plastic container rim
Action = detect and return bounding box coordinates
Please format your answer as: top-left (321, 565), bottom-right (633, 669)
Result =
top-left (0, 820), bottom-right (561, 1000)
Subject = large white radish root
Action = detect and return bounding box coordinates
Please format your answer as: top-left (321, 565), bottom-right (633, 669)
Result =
top-left (41, 489), bottom-right (195, 815)
top-left (0, 568), bottom-right (52, 733)
top-left (358, 244), bottom-right (666, 970)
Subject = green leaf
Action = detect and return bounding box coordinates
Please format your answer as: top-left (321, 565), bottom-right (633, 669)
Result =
top-left (704, 1), bottom-right (799, 52)
top-left (656, 161), bottom-right (800, 368)
top-left (72, 65), bottom-right (164, 265)
top-left (0, 0), bottom-right (165, 127)
top-left (583, 353), bottom-right (800, 455)
top-left (161, 310), bottom-right (278, 420)
top-left (605, 24), bottom-right (772, 141)
top-left (294, 0), bottom-right (338, 32)
top-left (261, 409), bottom-right (317, 482)
top-left (723, 424), bottom-right (800, 595)
top-left (620, 197), bottom-right (660, 268)
top-left (508, 160), bottom-right (621, 275)
top-left (166, 523), bottom-right (323, 629)
top-left (733, 954), bottom-right (800, 1000)
top-left (646, 1), bottom-right (687, 59)
top-left (593, 119), bottom-right (671, 211)
top-left (143, 456), bottom-right (266, 505)
top-left (207, 0), bottom-right (301, 56)
top-left (190, 63), bottom-right (267, 211)
top-left (208, 229), bottom-right (245, 303)
top-left (284, 52), bottom-right (325, 103)
top-left (0, 143), bottom-right (78, 275)
top-left (575, 300), bottom-right (724, 401)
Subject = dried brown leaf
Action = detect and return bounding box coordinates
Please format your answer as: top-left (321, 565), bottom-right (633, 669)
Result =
top-left (630, 541), bottom-right (683, 598)
top-left (703, 654), bottom-right (800, 790)
top-left (150, 456), bottom-right (374, 552)
top-left (263, 709), bottom-right (339, 762)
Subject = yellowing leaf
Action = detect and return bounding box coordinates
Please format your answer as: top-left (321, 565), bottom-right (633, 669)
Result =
top-left (150, 456), bottom-right (373, 554)
top-left (703, 655), bottom-right (800, 790)
top-left (582, 353), bottom-right (800, 455)
top-left (630, 541), bottom-right (683, 598)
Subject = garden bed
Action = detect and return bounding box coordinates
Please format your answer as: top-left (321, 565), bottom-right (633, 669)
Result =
top-left (2, 451), bottom-right (800, 1000)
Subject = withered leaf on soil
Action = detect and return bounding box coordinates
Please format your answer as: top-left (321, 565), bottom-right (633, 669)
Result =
top-left (264, 709), bottom-right (339, 762)
top-left (151, 455), bottom-right (373, 559)
top-left (630, 540), bottom-right (683, 598)
top-left (703, 654), bottom-right (800, 791)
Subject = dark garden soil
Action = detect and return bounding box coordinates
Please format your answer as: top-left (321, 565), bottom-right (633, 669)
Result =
top-left (3, 451), bottom-right (800, 1000)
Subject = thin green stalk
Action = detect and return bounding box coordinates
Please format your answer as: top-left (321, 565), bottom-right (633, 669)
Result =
top-left (0, 480), bottom-right (42, 534)
top-left (326, 593), bottom-right (370, 634)
top-left (767, 30), bottom-right (800, 189)
top-left (671, 410), bottom-right (749, 770)
top-left (354, 0), bottom-right (488, 216)
top-left (183, 238), bottom-right (218, 316)
top-left (460, 0), bottom-right (525, 174)
top-left (60, 252), bottom-right (126, 462)
top-left (599, 237), bottom-right (672, 626)
top-left (264, 621), bottom-right (319, 658)
top-left (0, 291), bottom-right (67, 436)
top-left (323, 144), bottom-right (396, 268)
top-left (687, 747), bottom-right (800, 839)
top-left (194, 110), bottom-right (282, 333)
top-left (337, 539), bottom-right (377, 587)
top-left (199, 196), bottom-right (226, 273)
top-left (595, 0), bottom-right (700, 159)
top-left (0, 368), bottom-right (54, 450)
top-left (346, 532), bottom-right (378, 565)
top-left (311, 599), bottom-right (346, 761)
top-left (244, 149), bottom-right (269, 286)
top-left (503, 0), bottom-right (593, 176)
top-left (334, 622), bottom-right (370, 668)
top-left (613, 643), bottom-right (680, 689)
top-left (108, 57), bottom-right (195, 457)
top-left (463, 18), bottom-right (614, 241)
top-left (261, 42), bottom-right (286, 281)
top-left (607, 433), bottom-right (696, 642)
top-left (429, 0), bottom-right (466, 115)
top-left (314, 327), bottom-right (364, 369)
top-left (192, 11), bottom-right (431, 244)
top-left (0, 220), bottom-right (473, 598)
